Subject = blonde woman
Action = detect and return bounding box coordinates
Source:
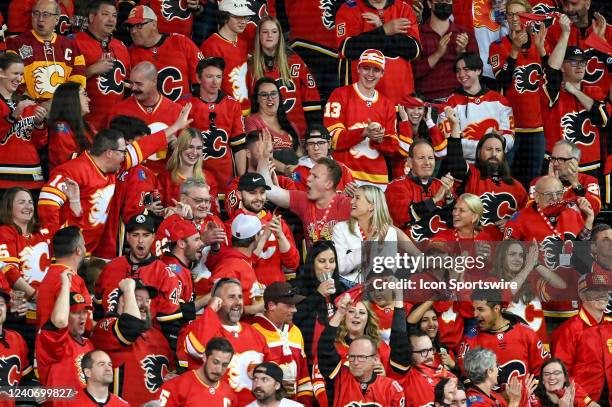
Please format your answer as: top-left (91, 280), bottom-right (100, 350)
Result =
top-left (249, 15), bottom-right (321, 137)
top-left (332, 185), bottom-right (420, 287)
top-left (157, 128), bottom-right (219, 214)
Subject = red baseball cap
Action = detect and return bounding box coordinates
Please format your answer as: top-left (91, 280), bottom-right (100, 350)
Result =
top-left (358, 49), bottom-right (385, 70)
top-left (70, 292), bottom-right (93, 312)
top-left (125, 5), bottom-right (157, 25)
top-left (166, 220), bottom-right (199, 242)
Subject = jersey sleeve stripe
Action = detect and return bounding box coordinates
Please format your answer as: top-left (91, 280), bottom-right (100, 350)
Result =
top-left (390, 358), bottom-right (411, 372)
top-left (186, 331), bottom-right (204, 359)
top-left (156, 311), bottom-right (183, 322)
top-left (113, 319), bottom-right (135, 346)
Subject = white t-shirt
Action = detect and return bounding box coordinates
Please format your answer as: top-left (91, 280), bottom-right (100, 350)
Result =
top-left (245, 399), bottom-right (304, 407)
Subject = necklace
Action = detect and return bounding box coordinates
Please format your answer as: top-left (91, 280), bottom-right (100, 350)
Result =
top-left (535, 205), bottom-right (562, 239)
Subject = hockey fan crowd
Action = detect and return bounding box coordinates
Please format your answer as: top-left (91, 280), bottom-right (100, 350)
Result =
top-left (0, 0), bottom-right (610, 405)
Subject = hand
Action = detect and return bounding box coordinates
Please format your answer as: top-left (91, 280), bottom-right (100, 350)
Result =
top-left (443, 106), bottom-right (459, 127)
top-left (506, 376), bottom-right (522, 402)
top-left (373, 362), bottom-right (386, 376)
top-left (166, 199), bottom-right (193, 220)
top-left (146, 200), bottom-right (164, 216)
top-left (433, 172), bottom-right (454, 202)
top-left (565, 159), bottom-right (580, 186)
top-left (383, 18), bottom-right (411, 35)
top-left (268, 215), bottom-right (285, 239)
top-left (563, 81), bottom-right (578, 95)
top-left (524, 373), bottom-right (538, 397)
top-left (455, 32), bottom-right (469, 54)
top-left (11, 100), bottom-right (36, 119)
top-left (61, 178), bottom-right (80, 201)
top-left (436, 32), bottom-right (452, 56)
top-left (592, 12), bottom-right (607, 39)
top-left (268, 160), bottom-right (280, 186)
top-left (526, 240), bottom-right (540, 269)
top-left (533, 23), bottom-right (548, 53)
top-left (343, 181), bottom-right (358, 197)
top-left (317, 279), bottom-right (336, 297)
top-left (10, 300), bottom-right (28, 318)
top-left (202, 221), bottom-right (226, 246)
top-left (258, 128), bottom-right (274, 161)
top-left (60, 270), bottom-right (73, 288)
top-left (91, 56), bottom-right (115, 75)
top-left (362, 12), bottom-right (383, 27)
top-left (363, 120), bottom-right (384, 143)
top-left (412, 0), bottom-right (424, 21)
top-left (576, 197), bottom-right (594, 220)
top-left (475, 241), bottom-right (492, 261)
top-left (168, 102), bottom-right (193, 139)
top-left (510, 30), bottom-right (528, 50)
top-left (398, 105), bottom-right (409, 122)
top-left (559, 14), bottom-right (572, 34)
top-left (425, 105), bottom-right (433, 123)
top-left (559, 381), bottom-right (576, 407)
top-left (439, 349), bottom-right (455, 369)
top-left (118, 278), bottom-right (136, 293)
top-left (336, 293), bottom-right (352, 315)
top-left (33, 105), bottom-right (47, 125)
top-left (208, 296), bottom-right (223, 312)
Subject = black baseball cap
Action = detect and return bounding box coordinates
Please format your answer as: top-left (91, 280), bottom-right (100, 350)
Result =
top-left (237, 172), bottom-right (271, 192)
top-left (253, 362), bottom-right (284, 384)
top-left (133, 278), bottom-right (158, 299)
top-left (126, 213), bottom-right (156, 233)
top-left (305, 125), bottom-right (331, 141)
top-left (564, 46), bottom-right (588, 61)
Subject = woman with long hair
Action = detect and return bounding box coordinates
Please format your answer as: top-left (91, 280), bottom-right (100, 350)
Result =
top-left (0, 53), bottom-right (47, 193)
top-left (157, 128), bottom-right (219, 214)
top-left (332, 185), bottom-right (420, 287)
top-left (245, 77), bottom-right (301, 177)
top-left (534, 358), bottom-right (600, 406)
top-left (48, 82), bottom-right (94, 170)
top-left (250, 15), bottom-right (321, 137)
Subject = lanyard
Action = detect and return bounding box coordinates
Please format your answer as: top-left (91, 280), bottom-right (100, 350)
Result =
top-left (310, 196), bottom-right (336, 241)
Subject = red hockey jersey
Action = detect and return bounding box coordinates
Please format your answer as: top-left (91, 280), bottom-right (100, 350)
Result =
top-left (38, 131), bottom-right (167, 252)
top-left (158, 370), bottom-right (237, 407)
top-left (107, 95), bottom-right (181, 175)
top-left (0, 101), bottom-right (47, 190)
top-left (156, 169), bottom-right (220, 216)
top-left (392, 363), bottom-right (455, 407)
top-left (572, 323), bottom-right (612, 405)
top-left (327, 366), bottom-right (405, 407)
top-left (183, 94), bottom-right (246, 189)
top-left (249, 52), bottom-right (321, 136)
top-left (504, 202), bottom-right (585, 243)
top-left (200, 34), bottom-right (251, 113)
top-left (48, 120), bottom-right (95, 171)
top-left (7, 31), bottom-right (85, 101)
top-left (177, 306), bottom-right (271, 405)
top-left (129, 33), bottom-right (202, 103)
top-left (0, 328), bottom-right (31, 404)
top-left (489, 36), bottom-right (544, 130)
top-left (161, 253), bottom-right (194, 304)
top-left (286, 0), bottom-right (339, 51)
top-left (208, 247), bottom-right (265, 307)
top-left (224, 174), bottom-right (297, 218)
top-left (74, 31), bottom-right (131, 130)
top-left (335, 0), bottom-right (420, 104)
top-left (141, 0), bottom-right (204, 37)
top-left (529, 173), bottom-right (601, 216)
top-left (325, 84), bottom-right (399, 187)
top-left (91, 313), bottom-right (174, 406)
top-left (71, 389), bottom-right (129, 407)
top-left (466, 386), bottom-right (508, 407)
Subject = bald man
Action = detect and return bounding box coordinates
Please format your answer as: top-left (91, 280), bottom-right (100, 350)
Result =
top-left (7, 0), bottom-right (86, 101)
top-left (108, 61), bottom-right (182, 174)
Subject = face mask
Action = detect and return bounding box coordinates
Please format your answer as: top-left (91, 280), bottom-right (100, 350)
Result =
top-left (433, 3), bottom-right (453, 20)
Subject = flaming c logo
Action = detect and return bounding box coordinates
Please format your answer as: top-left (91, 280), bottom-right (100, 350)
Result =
top-left (410, 215), bottom-right (448, 242)
top-left (462, 118), bottom-right (500, 140)
top-left (472, 0), bottom-right (500, 31)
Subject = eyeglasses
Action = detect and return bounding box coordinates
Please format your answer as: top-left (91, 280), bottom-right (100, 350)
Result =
top-left (542, 370), bottom-right (564, 378)
top-left (186, 195), bottom-right (211, 205)
top-left (537, 190), bottom-right (565, 199)
top-left (31, 10), bottom-right (59, 19)
top-left (305, 141), bottom-right (328, 148)
top-left (550, 156), bottom-right (574, 163)
top-left (258, 91), bottom-right (279, 99)
top-left (112, 148), bottom-right (127, 154)
top-left (565, 60), bottom-right (587, 67)
top-left (128, 21), bottom-right (153, 31)
top-left (506, 12), bottom-right (520, 19)
top-left (347, 354), bottom-right (377, 362)
top-left (411, 347), bottom-right (435, 358)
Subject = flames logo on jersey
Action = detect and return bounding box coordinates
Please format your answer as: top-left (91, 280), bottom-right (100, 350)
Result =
top-left (472, 0), bottom-right (500, 31)
top-left (33, 64), bottom-right (66, 96)
top-left (409, 214), bottom-right (448, 242)
top-left (540, 235), bottom-right (575, 270)
top-left (498, 360), bottom-right (527, 385)
top-left (19, 242), bottom-right (50, 284)
top-left (508, 299), bottom-right (544, 333)
top-left (560, 111), bottom-right (596, 146)
top-left (89, 185), bottom-right (115, 226)
top-left (583, 55), bottom-right (605, 85)
top-left (0, 356), bottom-right (22, 386)
top-left (161, 0), bottom-right (190, 21)
top-left (513, 63), bottom-right (542, 93)
top-left (345, 403), bottom-right (383, 407)
top-left (275, 78), bottom-right (296, 113)
top-left (246, 0), bottom-right (268, 22)
top-left (348, 122), bottom-right (381, 159)
top-left (227, 351), bottom-right (264, 391)
top-left (158, 67), bottom-right (184, 102)
top-left (462, 118), bottom-right (500, 140)
top-left (75, 354), bottom-right (87, 385)
top-left (201, 128), bottom-right (228, 160)
top-left (480, 192), bottom-right (518, 225)
top-left (229, 63), bottom-right (249, 103)
top-left (98, 60), bottom-right (127, 95)
top-left (319, 0), bottom-right (336, 29)
top-left (531, 3), bottom-right (557, 29)
top-left (56, 14), bottom-right (71, 35)
top-left (106, 288), bottom-right (120, 313)
top-left (141, 355), bottom-right (170, 393)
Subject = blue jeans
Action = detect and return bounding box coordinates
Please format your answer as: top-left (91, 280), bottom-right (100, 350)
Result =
top-left (511, 130), bottom-right (546, 188)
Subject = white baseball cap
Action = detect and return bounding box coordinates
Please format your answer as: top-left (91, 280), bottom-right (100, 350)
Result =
top-left (218, 0), bottom-right (256, 16)
top-left (231, 213), bottom-right (262, 239)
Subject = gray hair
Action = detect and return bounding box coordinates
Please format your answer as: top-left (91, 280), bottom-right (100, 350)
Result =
top-left (180, 177), bottom-right (209, 195)
top-left (463, 348), bottom-right (497, 385)
top-left (553, 139), bottom-right (581, 161)
top-left (211, 278), bottom-right (242, 297)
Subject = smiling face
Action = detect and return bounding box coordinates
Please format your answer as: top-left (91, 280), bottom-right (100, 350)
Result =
top-left (455, 59), bottom-right (481, 91)
top-left (0, 62), bottom-right (25, 94)
top-left (452, 198), bottom-right (479, 231)
top-left (134, 288), bottom-right (152, 324)
top-left (180, 136), bottom-right (203, 167)
top-left (218, 283), bottom-right (243, 324)
top-left (350, 188), bottom-right (373, 219)
top-left (506, 3), bottom-right (527, 31)
top-left (357, 64), bottom-right (383, 92)
top-left (182, 185), bottom-right (212, 221)
top-left (256, 82), bottom-right (280, 116)
top-left (345, 301), bottom-right (369, 337)
top-left (182, 233), bottom-right (204, 262)
top-left (410, 334), bottom-right (435, 367)
top-left (12, 190), bottom-right (34, 227)
top-left (238, 187), bottom-right (267, 213)
top-left (410, 143), bottom-right (436, 179)
top-left (129, 68), bottom-right (157, 102)
top-left (406, 105), bottom-right (425, 126)
top-left (473, 300), bottom-right (500, 331)
top-left (126, 229), bottom-right (154, 262)
top-left (542, 362), bottom-right (566, 393)
top-left (419, 309), bottom-right (439, 340)
top-left (505, 242), bottom-right (525, 274)
top-left (259, 20), bottom-right (280, 54)
top-left (89, 3), bottom-right (117, 38)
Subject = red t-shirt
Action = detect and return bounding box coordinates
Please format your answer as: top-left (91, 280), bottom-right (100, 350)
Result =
top-left (289, 191), bottom-right (351, 245)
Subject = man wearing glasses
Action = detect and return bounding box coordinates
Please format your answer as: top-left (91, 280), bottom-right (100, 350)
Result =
top-left (8, 0), bottom-right (73, 36)
top-left (543, 14), bottom-right (609, 181)
top-left (7, 0), bottom-right (85, 102)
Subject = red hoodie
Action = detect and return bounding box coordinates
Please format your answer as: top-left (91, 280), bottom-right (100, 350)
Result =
top-left (209, 246), bottom-right (264, 306)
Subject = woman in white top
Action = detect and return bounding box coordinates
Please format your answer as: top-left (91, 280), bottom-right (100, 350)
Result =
top-left (332, 185), bottom-right (420, 287)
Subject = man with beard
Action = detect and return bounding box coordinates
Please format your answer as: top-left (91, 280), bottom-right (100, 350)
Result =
top-left (159, 337), bottom-right (237, 406)
top-left (229, 173), bottom-right (300, 285)
top-left (442, 107), bottom-right (527, 228)
top-left (457, 289), bottom-right (548, 389)
top-left (73, 350), bottom-right (129, 406)
top-left (161, 219), bottom-right (205, 322)
top-left (251, 282), bottom-right (314, 405)
top-left (530, 140), bottom-right (602, 216)
top-left (385, 139), bottom-right (455, 242)
top-left (542, 14), bottom-right (609, 179)
top-left (177, 278), bottom-right (271, 405)
top-left (247, 362), bottom-right (305, 407)
top-left (36, 270), bottom-right (95, 407)
top-left (91, 277), bottom-right (173, 406)
top-left (95, 214), bottom-right (182, 356)
top-left (36, 227), bottom-right (92, 329)
top-left (0, 289), bottom-right (31, 395)
top-left (107, 61), bottom-right (183, 174)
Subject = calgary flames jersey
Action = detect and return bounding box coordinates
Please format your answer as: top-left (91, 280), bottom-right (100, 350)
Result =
top-left (183, 94), bottom-right (246, 189)
top-left (325, 84), bottom-right (399, 188)
top-left (7, 31), bottom-right (85, 101)
top-left (38, 131), bottom-right (167, 253)
top-left (142, 0), bottom-right (204, 37)
top-left (0, 329), bottom-right (31, 407)
top-left (200, 33), bottom-right (251, 114)
top-left (74, 31), bottom-right (131, 130)
top-left (159, 370), bottom-right (237, 407)
top-left (286, 0), bottom-right (340, 51)
top-left (129, 33), bottom-right (202, 103)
